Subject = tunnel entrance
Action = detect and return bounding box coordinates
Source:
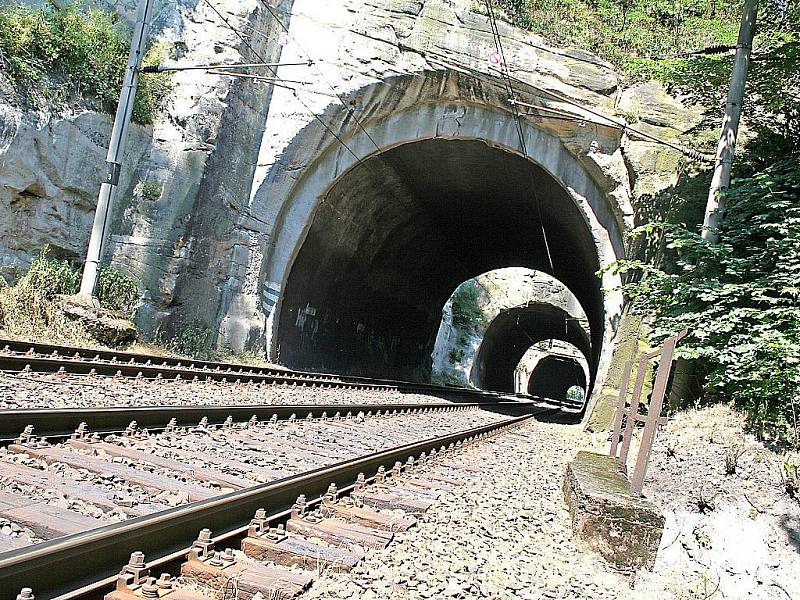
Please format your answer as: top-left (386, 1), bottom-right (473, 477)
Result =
top-left (471, 305), bottom-right (592, 393)
top-left (528, 355), bottom-right (587, 402)
top-left (275, 137), bottom-right (606, 381)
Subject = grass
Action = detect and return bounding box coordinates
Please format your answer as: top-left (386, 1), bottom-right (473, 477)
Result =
top-left (0, 2), bottom-right (171, 123)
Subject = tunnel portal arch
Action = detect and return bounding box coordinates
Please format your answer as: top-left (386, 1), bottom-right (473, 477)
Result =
top-left (471, 304), bottom-right (592, 394)
top-left (528, 355), bottom-right (587, 402)
top-left (253, 73), bottom-right (628, 405)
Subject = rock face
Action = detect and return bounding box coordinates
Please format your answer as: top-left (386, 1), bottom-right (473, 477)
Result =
top-left (0, 0), bottom-right (705, 418)
top-left (0, 107), bottom-right (150, 279)
top-left (431, 268), bottom-right (589, 389)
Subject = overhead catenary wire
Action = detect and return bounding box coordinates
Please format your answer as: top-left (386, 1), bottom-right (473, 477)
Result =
top-left (201, 0), bottom-right (368, 166)
top-left (257, 0), bottom-right (383, 153)
top-left (483, 0), bottom-right (556, 276)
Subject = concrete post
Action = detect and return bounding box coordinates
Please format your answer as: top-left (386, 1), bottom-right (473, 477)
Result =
top-left (701, 0), bottom-right (759, 243)
top-left (79, 0), bottom-right (154, 296)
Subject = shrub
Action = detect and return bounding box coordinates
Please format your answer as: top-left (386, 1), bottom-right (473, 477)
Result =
top-left (451, 281), bottom-right (484, 332)
top-left (0, 3), bottom-right (171, 124)
top-left (448, 347), bottom-right (465, 364)
top-left (96, 266), bottom-right (140, 317)
top-left (0, 249), bottom-right (88, 343)
top-left (164, 323), bottom-right (216, 359)
top-left (18, 247), bottom-right (80, 300)
top-left (139, 177), bottom-right (163, 200)
top-left (607, 159), bottom-right (800, 446)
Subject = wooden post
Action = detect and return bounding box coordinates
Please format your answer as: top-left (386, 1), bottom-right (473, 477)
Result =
top-left (618, 354), bottom-right (648, 468)
top-left (630, 336), bottom-right (678, 495)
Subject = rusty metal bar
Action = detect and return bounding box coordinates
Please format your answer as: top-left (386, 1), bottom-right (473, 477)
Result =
top-left (618, 354), bottom-right (649, 468)
top-left (630, 330), bottom-right (685, 495)
top-left (609, 359), bottom-right (633, 458)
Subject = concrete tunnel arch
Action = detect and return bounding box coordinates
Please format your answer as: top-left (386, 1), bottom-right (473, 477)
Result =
top-left (527, 355), bottom-right (588, 401)
top-left (252, 73), bottom-right (627, 404)
top-left (470, 303), bottom-right (592, 394)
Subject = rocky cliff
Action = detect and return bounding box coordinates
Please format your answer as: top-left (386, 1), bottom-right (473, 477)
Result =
top-left (0, 0), bottom-right (704, 398)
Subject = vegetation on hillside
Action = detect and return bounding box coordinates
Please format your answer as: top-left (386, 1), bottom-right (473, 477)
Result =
top-left (0, 2), bottom-right (171, 123)
top-left (491, 0), bottom-right (799, 444)
top-left (608, 159), bottom-right (800, 447)
top-left (0, 248), bottom-right (141, 344)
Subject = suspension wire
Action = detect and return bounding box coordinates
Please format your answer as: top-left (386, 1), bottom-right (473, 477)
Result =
top-left (258, 0), bottom-right (383, 153)
top-left (202, 0), bottom-right (368, 167)
top-left (483, 0), bottom-right (556, 276)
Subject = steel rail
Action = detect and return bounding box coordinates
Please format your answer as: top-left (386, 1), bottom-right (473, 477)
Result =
top-left (0, 401), bottom-right (531, 443)
top-left (0, 410), bottom-right (545, 598)
top-left (0, 338), bottom-right (497, 398)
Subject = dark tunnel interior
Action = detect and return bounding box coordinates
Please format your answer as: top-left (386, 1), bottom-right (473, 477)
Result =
top-left (527, 355), bottom-right (587, 401)
top-left (276, 138), bottom-right (604, 381)
top-left (470, 304), bottom-right (592, 393)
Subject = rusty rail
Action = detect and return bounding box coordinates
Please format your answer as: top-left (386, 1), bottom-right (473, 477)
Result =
top-left (609, 329), bottom-right (687, 495)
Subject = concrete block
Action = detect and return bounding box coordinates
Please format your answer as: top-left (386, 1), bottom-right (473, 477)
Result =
top-left (563, 451), bottom-right (664, 570)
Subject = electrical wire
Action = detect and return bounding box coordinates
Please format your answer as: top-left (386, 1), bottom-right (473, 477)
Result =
top-left (483, 0), bottom-right (556, 276)
top-left (257, 0), bottom-right (383, 153)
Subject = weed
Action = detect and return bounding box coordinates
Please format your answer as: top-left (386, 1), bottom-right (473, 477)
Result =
top-left (96, 266), bottom-right (140, 318)
top-left (0, 3), bottom-right (171, 123)
top-left (138, 178), bottom-right (163, 201)
top-left (694, 488), bottom-right (715, 513)
top-left (18, 247), bottom-right (79, 300)
top-left (723, 444), bottom-right (746, 475)
top-left (448, 347), bottom-right (465, 364)
top-left (784, 460), bottom-right (799, 499)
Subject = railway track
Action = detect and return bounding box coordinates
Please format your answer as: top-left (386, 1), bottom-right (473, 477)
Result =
top-left (0, 339), bottom-right (498, 399)
top-left (0, 406), bottom-right (547, 599)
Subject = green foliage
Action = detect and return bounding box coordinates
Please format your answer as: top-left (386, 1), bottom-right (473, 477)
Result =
top-left (18, 247), bottom-right (79, 300)
top-left (164, 323), bottom-right (216, 360)
top-left (431, 370), bottom-right (467, 386)
top-left (0, 3), bottom-right (171, 124)
top-left (140, 178), bottom-right (163, 200)
top-left (96, 266), bottom-right (140, 317)
top-left (784, 459), bottom-right (799, 498)
top-left (566, 385), bottom-right (585, 403)
top-left (497, 0), bottom-right (800, 162)
top-left (497, 0), bottom-right (740, 73)
top-left (449, 347), bottom-right (465, 364)
top-left (451, 281), bottom-right (484, 332)
top-left (606, 159), bottom-right (800, 446)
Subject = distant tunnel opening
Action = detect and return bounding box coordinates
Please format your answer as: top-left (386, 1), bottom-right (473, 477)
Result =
top-left (528, 355), bottom-right (587, 402)
top-left (276, 138), bottom-right (606, 382)
top-left (471, 304), bottom-right (592, 393)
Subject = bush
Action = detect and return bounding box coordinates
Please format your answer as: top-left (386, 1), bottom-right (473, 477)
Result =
top-left (18, 248), bottom-right (80, 300)
top-left (96, 266), bottom-right (140, 317)
top-left (0, 3), bottom-right (171, 124)
top-left (164, 323), bottom-right (216, 360)
top-left (448, 347), bottom-right (465, 364)
top-left (496, 0), bottom-right (740, 75)
top-left (607, 158), bottom-right (800, 446)
top-left (451, 281), bottom-right (484, 332)
top-left (0, 248), bottom-right (88, 343)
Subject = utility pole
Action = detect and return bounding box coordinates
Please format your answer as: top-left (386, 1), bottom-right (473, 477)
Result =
top-left (79, 0), bottom-right (154, 296)
top-left (701, 0), bottom-right (759, 243)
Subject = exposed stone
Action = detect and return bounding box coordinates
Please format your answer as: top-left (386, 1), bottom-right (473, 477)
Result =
top-left (563, 450), bottom-right (664, 570)
top-left (57, 295), bottom-right (138, 347)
